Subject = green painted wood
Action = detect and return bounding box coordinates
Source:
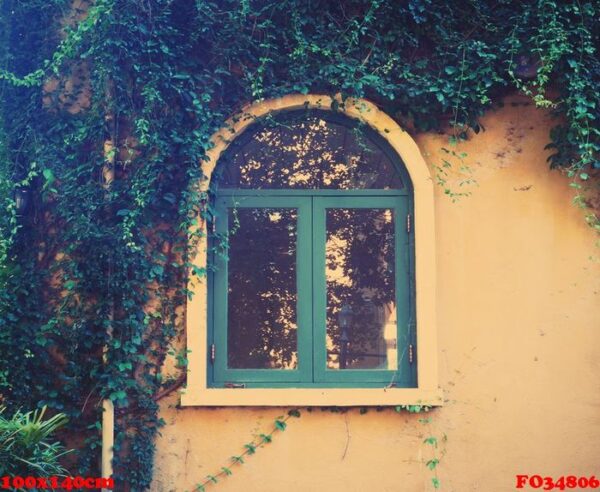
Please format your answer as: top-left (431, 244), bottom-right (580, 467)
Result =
top-left (408, 195), bottom-right (418, 385)
top-left (215, 189), bottom-right (409, 197)
top-left (210, 380), bottom-right (415, 388)
top-left (210, 193), bottom-right (416, 388)
top-left (312, 196), bottom-right (414, 385)
top-left (394, 197), bottom-right (416, 387)
top-left (212, 195), bottom-right (312, 383)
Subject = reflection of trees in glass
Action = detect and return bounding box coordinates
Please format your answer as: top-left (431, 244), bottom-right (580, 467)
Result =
top-left (217, 115), bottom-right (404, 190)
top-left (214, 112), bottom-right (404, 373)
top-left (227, 208), bottom-right (298, 369)
top-left (326, 209), bottom-right (396, 370)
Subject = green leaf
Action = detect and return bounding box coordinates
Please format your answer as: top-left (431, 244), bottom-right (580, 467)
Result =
top-left (109, 390), bottom-right (127, 402)
top-left (42, 168), bottom-right (55, 187)
top-left (274, 419), bottom-right (287, 431)
top-left (117, 361), bottom-right (132, 371)
top-left (423, 436), bottom-right (438, 446)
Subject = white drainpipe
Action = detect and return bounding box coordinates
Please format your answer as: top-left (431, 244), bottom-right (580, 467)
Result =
top-left (101, 139), bottom-right (115, 490)
top-left (101, 398), bottom-right (114, 489)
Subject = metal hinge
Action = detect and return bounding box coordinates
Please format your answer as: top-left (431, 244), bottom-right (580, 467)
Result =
top-left (211, 217), bottom-right (216, 234)
top-left (210, 343), bottom-right (215, 364)
top-left (224, 382), bottom-right (246, 389)
top-left (406, 213), bottom-right (411, 234)
top-left (409, 344), bottom-right (414, 364)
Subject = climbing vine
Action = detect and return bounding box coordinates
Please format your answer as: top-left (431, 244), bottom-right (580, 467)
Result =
top-left (0, 0), bottom-right (598, 490)
top-left (192, 409), bottom-right (301, 492)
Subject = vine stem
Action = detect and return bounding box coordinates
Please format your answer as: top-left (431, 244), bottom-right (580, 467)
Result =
top-left (193, 411), bottom-right (299, 491)
top-left (451, 45), bottom-right (467, 137)
top-left (152, 372), bottom-right (186, 402)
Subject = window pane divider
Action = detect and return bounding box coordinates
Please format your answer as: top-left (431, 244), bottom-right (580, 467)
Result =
top-left (215, 189), bottom-right (409, 197)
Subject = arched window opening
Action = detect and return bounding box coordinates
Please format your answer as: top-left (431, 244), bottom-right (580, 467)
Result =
top-left (208, 109), bottom-right (416, 388)
top-left (214, 110), bottom-right (406, 190)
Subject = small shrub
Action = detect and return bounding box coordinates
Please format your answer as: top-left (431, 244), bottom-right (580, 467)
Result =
top-left (0, 405), bottom-right (71, 476)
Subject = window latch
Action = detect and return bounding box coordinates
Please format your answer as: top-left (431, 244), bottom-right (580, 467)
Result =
top-left (224, 382), bottom-right (246, 389)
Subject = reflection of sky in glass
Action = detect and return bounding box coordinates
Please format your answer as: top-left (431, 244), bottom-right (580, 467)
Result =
top-left (217, 116), bottom-right (404, 190)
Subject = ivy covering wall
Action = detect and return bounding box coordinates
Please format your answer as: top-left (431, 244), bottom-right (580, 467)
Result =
top-left (0, 0), bottom-right (598, 489)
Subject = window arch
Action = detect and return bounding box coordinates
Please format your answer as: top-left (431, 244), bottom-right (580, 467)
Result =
top-left (213, 110), bottom-right (408, 190)
top-left (210, 109), bottom-right (414, 387)
top-left (182, 95), bottom-right (439, 405)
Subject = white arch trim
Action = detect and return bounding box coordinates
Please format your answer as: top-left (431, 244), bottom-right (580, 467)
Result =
top-left (181, 94), bottom-right (440, 406)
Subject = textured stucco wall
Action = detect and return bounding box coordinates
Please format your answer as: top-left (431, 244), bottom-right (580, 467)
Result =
top-left (151, 96), bottom-right (600, 492)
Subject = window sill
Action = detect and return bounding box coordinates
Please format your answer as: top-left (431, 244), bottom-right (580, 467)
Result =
top-left (179, 387), bottom-right (443, 407)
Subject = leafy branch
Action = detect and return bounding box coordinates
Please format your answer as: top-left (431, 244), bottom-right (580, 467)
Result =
top-left (192, 409), bottom-right (301, 492)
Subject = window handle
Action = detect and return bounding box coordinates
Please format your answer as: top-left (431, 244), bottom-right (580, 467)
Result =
top-left (224, 382), bottom-right (246, 389)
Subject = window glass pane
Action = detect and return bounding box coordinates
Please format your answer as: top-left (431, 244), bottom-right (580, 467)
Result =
top-left (227, 208), bottom-right (298, 369)
top-left (217, 113), bottom-right (404, 190)
top-left (325, 208), bottom-right (397, 370)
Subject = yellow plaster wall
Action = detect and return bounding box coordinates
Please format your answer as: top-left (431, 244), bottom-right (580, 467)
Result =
top-left (151, 96), bottom-right (600, 492)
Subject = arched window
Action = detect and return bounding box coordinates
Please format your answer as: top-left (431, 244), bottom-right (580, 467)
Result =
top-left (209, 109), bottom-right (415, 388)
top-left (182, 95), bottom-right (440, 406)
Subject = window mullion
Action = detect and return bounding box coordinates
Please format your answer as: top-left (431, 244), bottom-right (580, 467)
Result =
top-left (296, 197), bottom-right (314, 384)
top-left (311, 197), bottom-right (327, 382)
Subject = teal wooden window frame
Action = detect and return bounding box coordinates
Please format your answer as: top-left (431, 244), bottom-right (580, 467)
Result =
top-left (312, 196), bottom-right (413, 387)
top-left (212, 195), bottom-right (313, 385)
top-left (207, 111), bottom-right (416, 389)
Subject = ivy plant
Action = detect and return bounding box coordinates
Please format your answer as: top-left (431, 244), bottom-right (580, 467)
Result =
top-left (0, 0), bottom-right (598, 489)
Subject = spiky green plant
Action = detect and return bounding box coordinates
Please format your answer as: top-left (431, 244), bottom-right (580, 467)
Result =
top-left (0, 405), bottom-right (71, 477)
